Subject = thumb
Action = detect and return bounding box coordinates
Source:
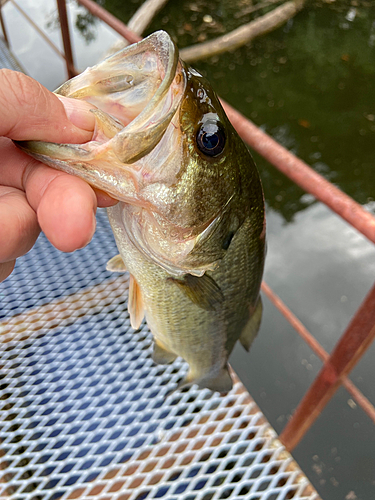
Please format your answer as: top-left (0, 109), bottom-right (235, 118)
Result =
top-left (0, 69), bottom-right (94, 143)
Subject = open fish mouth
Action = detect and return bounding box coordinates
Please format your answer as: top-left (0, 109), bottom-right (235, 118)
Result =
top-left (16, 31), bottom-right (186, 200)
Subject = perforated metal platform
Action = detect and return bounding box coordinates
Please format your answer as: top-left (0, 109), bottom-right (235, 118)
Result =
top-left (0, 209), bottom-right (321, 500)
top-left (0, 36), bottom-right (24, 72)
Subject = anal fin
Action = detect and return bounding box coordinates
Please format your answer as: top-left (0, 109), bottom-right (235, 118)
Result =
top-left (240, 297), bottom-right (263, 351)
top-left (128, 274), bottom-right (145, 329)
top-left (106, 254), bottom-right (126, 272)
top-left (152, 340), bottom-right (177, 364)
top-left (179, 365), bottom-right (233, 394)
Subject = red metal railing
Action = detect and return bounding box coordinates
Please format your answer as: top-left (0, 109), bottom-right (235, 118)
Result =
top-left (2, 0), bottom-right (375, 452)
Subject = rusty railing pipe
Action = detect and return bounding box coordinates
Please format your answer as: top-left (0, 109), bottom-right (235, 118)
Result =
top-left (75, 0), bottom-right (142, 44)
top-left (222, 101), bottom-right (375, 246)
top-left (0, 2), bottom-right (9, 46)
top-left (279, 281), bottom-right (375, 450)
top-left (9, 0), bottom-right (67, 64)
top-left (56, 0), bottom-right (76, 78)
top-left (261, 281), bottom-right (375, 427)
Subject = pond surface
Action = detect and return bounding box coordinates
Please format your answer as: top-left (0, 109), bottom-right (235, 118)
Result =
top-left (2, 0), bottom-right (375, 499)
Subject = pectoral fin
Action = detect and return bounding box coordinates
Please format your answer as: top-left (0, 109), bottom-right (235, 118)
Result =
top-left (240, 297), bottom-right (263, 351)
top-left (128, 274), bottom-right (145, 329)
top-left (152, 340), bottom-right (177, 364)
top-left (168, 273), bottom-right (224, 311)
top-left (106, 254), bottom-right (127, 272)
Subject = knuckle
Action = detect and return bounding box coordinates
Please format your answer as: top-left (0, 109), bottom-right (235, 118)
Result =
top-left (0, 69), bottom-right (40, 108)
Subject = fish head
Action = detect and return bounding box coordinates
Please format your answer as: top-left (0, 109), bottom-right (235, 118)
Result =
top-left (17, 30), bottom-right (185, 191)
top-left (17, 31), bottom-right (264, 277)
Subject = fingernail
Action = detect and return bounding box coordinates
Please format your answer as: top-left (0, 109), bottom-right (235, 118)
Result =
top-left (57, 95), bottom-right (96, 132)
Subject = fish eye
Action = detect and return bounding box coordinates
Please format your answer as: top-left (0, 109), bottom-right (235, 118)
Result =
top-left (196, 121), bottom-right (226, 157)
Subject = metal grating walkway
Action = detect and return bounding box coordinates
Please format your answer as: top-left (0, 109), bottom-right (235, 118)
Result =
top-left (0, 210), bottom-right (321, 500)
top-left (0, 36), bottom-right (24, 72)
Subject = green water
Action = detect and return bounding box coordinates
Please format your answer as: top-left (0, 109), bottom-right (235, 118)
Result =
top-left (100, 0), bottom-right (375, 219)
top-left (90, 1), bottom-right (375, 499)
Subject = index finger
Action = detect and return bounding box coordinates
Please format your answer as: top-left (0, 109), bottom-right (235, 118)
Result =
top-left (0, 69), bottom-right (94, 142)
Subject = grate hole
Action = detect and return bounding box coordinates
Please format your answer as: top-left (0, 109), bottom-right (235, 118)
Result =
top-left (187, 466), bottom-right (201, 478)
top-left (277, 476), bottom-right (288, 487)
top-left (213, 476), bottom-right (226, 487)
top-left (199, 451), bottom-right (212, 462)
top-left (64, 474), bottom-right (81, 486)
top-left (20, 469), bottom-right (36, 480)
top-left (254, 441), bottom-right (265, 451)
top-left (9, 434), bottom-right (25, 443)
top-left (250, 468), bottom-right (261, 479)
top-left (174, 482), bottom-right (189, 494)
top-left (266, 494), bottom-right (279, 500)
top-left (15, 457), bottom-right (31, 467)
top-left (242, 456), bottom-right (255, 467)
top-left (194, 479), bottom-right (207, 490)
top-left (232, 409), bottom-right (243, 418)
top-left (219, 488), bottom-right (234, 499)
top-left (257, 480), bottom-right (271, 491)
top-left (168, 470), bottom-right (182, 481)
top-left (4, 413), bottom-right (18, 421)
top-left (154, 485), bottom-right (170, 497)
top-left (21, 482), bottom-right (41, 493)
top-left (181, 417), bottom-right (193, 427)
top-left (192, 405), bottom-right (203, 414)
top-left (261, 452), bottom-right (272, 463)
top-left (4, 485), bottom-right (19, 495)
top-left (8, 423), bottom-right (21, 432)
top-left (228, 433), bottom-right (240, 444)
top-left (207, 462), bottom-right (219, 474)
top-left (285, 489), bottom-right (297, 499)
top-left (239, 485), bottom-right (251, 495)
top-left (217, 448), bottom-right (229, 459)
top-left (231, 472), bottom-right (244, 483)
top-left (269, 465), bottom-right (280, 475)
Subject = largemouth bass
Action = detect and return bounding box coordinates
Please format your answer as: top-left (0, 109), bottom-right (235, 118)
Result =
top-left (17, 31), bottom-right (265, 393)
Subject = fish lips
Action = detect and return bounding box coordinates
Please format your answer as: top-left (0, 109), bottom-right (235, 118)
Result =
top-left (15, 31), bottom-right (186, 192)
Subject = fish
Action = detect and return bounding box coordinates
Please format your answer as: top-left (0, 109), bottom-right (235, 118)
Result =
top-left (17, 31), bottom-right (266, 393)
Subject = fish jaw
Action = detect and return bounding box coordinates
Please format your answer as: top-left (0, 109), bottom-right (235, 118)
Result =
top-left (15, 31), bottom-right (186, 203)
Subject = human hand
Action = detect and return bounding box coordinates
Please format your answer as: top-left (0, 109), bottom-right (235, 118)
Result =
top-left (0, 69), bottom-right (117, 282)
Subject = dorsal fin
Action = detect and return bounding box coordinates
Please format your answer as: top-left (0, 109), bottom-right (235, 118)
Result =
top-left (128, 274), bottom-right (145, 329)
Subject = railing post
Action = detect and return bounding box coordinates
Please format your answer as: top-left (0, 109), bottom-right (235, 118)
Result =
top-left (0, 2), bottom-right (10, 46)
top-left (56, 0), bottom-right (76, 78)
top-left (279, 280), bottom-right (375, 451)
